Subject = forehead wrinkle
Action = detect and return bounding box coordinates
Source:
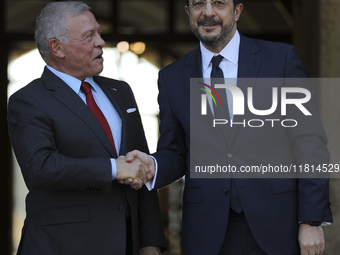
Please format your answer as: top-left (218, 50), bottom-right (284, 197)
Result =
top-left (67, 12), bottom-right (98, 32)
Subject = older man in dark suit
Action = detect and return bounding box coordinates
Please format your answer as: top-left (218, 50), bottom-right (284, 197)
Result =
top-left (8, 2), bottom-right (166, 255)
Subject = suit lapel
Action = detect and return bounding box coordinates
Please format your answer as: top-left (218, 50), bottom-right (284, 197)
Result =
top-left (183, 48), bottom-right (202, 95)
top-left (228, 35), bottom-right (262, 148)
top-left (42, 68), bottom-right (117, 157)
top-left (238, 35), bottom-right (261, 79)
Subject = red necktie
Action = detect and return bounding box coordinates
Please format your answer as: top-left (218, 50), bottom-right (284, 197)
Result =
top-left (81, 82), bottom-right (117, 155)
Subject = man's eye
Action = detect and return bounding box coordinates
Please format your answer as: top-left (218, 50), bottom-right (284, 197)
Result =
top-left (194, 1), bottom-right (205, 6)
top-left (214, 1), bottom-right (225, 6)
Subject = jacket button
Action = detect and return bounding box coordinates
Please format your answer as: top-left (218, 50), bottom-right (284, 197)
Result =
top-left (223, 188), bottom-right (228, 194)
top-left (118, 206), bottom-right (125, 212)
top-left (227, 153), bottom-right (233, 158)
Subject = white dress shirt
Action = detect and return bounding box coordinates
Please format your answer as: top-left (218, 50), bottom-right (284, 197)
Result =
top-left (46, 65), bottom-right (121, 180)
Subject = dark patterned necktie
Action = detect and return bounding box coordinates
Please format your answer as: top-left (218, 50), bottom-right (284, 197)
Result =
top-left (211, 55), bottom-right (230, 121)
top-left (210, 55), bottom-right (242, 213)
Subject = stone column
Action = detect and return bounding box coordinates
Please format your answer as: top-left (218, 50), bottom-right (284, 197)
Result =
top-left (319, 0), bottom-right (340, 253)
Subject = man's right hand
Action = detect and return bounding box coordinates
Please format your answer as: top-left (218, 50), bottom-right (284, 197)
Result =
top-left (119, 150), bottom-right (156, 190)
top-left (115, 156), bottom-right (149, 190)
top-left (126, 150), bottom-right (155, 178)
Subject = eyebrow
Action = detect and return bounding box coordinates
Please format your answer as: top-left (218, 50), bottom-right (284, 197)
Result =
top-left (83, 25), bottom-right (101, 36)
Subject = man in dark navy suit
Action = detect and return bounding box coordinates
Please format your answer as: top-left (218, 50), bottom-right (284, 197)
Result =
top-left (8, 2), bottom-right (166, 255)
top-left (126, 0), bottom-right (332, 254)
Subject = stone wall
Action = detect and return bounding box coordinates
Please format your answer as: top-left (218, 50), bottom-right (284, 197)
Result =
top-left (319, 0), bottom-right (340, 252)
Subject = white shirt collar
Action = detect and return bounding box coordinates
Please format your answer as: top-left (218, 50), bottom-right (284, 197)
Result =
top-left (46, 65), bottom-right (96, 94)
top-left (200, 30), bottom-right (240, 72)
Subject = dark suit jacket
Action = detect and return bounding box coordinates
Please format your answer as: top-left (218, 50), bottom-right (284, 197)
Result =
top-left (8, 68), bottom-right (166, 255)
top-left (152, 35), bottom-right (333, 255)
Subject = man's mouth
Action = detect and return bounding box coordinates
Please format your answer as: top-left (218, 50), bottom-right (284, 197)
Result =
top-left (198, 19), bottom-right (222, 28)
top-left (95, 53), bottom-right (103, 60)
top-left (202, 23), bottom-right (219, 27)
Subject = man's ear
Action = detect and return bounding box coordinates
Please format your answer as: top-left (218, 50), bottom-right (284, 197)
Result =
top-left (185, 5), bottom-right (190, 16)
top-left (234, 3), bottom-right (243, 22)
top-left (48, 39), bottom-right (65, 59)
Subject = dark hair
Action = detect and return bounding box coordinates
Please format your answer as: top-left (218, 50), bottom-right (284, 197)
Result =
top-left (185, 0), bottom-right (241, 9)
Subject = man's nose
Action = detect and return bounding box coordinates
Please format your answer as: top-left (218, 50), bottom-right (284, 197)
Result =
top-left (95, 33), bottom-right (106, 48)
top-left (202, 2), bottom-right (216, 17)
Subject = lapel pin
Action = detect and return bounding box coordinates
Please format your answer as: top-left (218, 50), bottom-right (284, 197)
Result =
top-left (111, 87), bottom-right (117, 91)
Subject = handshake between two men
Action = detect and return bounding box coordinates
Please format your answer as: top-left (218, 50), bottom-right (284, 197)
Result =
top-left (115, 150), bottom-right (154, 190)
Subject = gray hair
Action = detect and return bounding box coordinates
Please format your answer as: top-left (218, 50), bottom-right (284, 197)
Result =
top-left (35, 1), bottom-right (91, 62)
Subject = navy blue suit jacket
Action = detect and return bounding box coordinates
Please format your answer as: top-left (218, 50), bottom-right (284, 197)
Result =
top-left (152, 35), bottom-right (332, 254)
top-left (8, 68), bottom-right (166, 255)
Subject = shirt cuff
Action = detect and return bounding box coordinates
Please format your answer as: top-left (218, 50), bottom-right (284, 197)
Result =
top-left (298, 221), bottom-right (331, 226)
top-left (145, 155), bottom-right (158, 191)
top-left (110, 158), bottom-right (117, 180)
